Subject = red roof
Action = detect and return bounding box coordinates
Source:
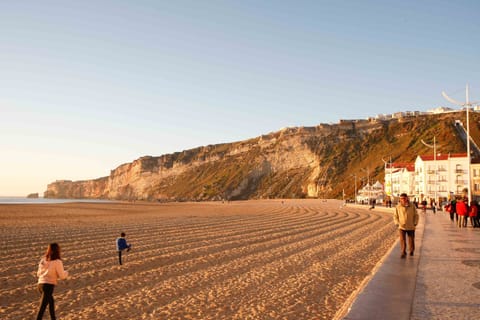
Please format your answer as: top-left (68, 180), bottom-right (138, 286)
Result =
top-left (387, 163), bottom-right (415, 172)
top-left (419, 153), bottom-right (467, 161)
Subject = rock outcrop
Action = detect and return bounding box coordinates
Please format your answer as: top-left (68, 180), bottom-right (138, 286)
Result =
top-left (44, 112), bottom-right (479, 201)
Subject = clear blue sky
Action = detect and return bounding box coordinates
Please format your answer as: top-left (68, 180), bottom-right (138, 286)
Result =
top-left (1, 0), bottom-right (480, 196)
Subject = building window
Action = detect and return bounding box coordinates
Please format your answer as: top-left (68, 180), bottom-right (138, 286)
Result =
top-left (456, 164), bottom-right (463, 173)
top-left (456, 175), bottom-right (463, 184)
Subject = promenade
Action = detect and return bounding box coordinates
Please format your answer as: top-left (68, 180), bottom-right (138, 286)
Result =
top-left (340, 207), bottom-right (480, 320)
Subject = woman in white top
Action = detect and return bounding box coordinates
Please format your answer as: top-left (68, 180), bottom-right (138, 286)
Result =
top-left (36, 243), bottom-right (69, 320)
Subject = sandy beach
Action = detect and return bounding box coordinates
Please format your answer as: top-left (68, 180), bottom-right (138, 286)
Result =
top-left (0, 199), bottom-right (397, 320)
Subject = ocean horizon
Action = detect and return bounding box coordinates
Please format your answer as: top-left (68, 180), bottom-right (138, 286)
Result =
top-left (0, 197), bottom-right (117, 204)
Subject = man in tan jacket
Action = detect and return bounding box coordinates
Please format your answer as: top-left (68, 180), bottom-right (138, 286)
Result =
top-left (394, 193), bottom-right (419, 258)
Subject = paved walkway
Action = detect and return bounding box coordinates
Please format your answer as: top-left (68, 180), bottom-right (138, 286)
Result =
top-left (340, 209), bottom-right (480, 320)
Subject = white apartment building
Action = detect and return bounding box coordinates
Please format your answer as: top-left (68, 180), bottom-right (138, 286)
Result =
top-left (384, 163), bottom-right (415, 198)
top-left (414, 153), bottom-right (469, 201)
top-left (471, 162), bottom-right (480, 200)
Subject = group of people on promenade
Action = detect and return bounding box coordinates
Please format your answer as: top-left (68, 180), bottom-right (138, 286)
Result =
top-left (444, 197), bottom-right (480, 228)
top-left (392, 191), bottom-right (480, 262)
top-left (35, 232), bottom-right (132, 319)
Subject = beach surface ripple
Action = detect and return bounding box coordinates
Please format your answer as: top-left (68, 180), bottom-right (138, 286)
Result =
top-left (0, 199), bottom-right (396, 320)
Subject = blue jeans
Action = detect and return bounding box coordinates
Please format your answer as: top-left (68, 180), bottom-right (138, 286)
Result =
top-left (37, 283), bottom-right (56, 320)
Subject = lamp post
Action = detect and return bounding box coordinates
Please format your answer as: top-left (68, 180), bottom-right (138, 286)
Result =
top-left (350, 174), bottom-right (357, 204)
top-left (382, 156), bottom-right (393, 198)
top-left (442, 84), bottom-right (478, 202)
top-left (421, 136), bottom-right (437, 205)
top-left (361, 167), bottom-right (371, 205)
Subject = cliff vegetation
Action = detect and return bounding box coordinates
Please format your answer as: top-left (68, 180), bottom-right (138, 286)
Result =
top-left (44, 111), bottom-right (480, 201)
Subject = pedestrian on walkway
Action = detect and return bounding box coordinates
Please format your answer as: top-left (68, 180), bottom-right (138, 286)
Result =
top-left (421, 199), bottom-right (427, 213)
top-left (116, 232), bottom-right (132, 265)
top-left (475, 201), bottom-right (480, 228)
top-left (450, 197), bottom-right (457, 222)
top-left (430, 198), bottom-right (436, 214)
top-left (456, 197), bottom-right (469, 228)
top-left (36, 243), bottom-right (69, 320)
top-left (394, 193), bottom-right (419, 258)
top-left (469, 200), bottom-right (479, 228)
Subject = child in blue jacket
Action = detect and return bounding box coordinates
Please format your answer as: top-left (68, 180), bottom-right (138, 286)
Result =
top-left (116, 232), bottom-right (131, 265)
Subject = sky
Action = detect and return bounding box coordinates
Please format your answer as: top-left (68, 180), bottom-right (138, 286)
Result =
top-left (1, 0), bottom-right (480, 196)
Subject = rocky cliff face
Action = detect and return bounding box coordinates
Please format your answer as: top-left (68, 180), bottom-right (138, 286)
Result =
top-left (44, 112), bottom-right (480, 201)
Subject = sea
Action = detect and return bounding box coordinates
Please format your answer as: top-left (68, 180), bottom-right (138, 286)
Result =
top-left (0, 197), bottom-right (117, 204)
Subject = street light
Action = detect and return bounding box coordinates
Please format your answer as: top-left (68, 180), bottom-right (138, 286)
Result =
top-left (381, 156), bottom-right (393, 198)
top-left (361, 167), bottom-right (371, 205)
top-left (442, 84), bottom-right (478, 202)
top-left (421, 136), bottom-right (438, 206)
top-left (350, 174), bottom-right (357, 204)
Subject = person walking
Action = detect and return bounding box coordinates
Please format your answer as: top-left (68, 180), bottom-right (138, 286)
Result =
top-left (469, 200), bottom-right (479, 228)
top-left (394, 193), bottom-right (419, 258)
top-left (456, 197), bottom-right (469, 228)
top-left (116, 232), bottom-right (132, 265)
top-left (475, 201), bottom-right (480, 228)
top-left (448, 197), bottom-right (457, 222)
top-left (36, 243), bottom-right (69, 320)
top-left (430, 199), bottom-right (436, 214)
top-left (421, 199), bottom-right (427, 213)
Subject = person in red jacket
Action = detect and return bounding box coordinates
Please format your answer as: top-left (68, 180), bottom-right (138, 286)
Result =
top-left (456, 197), bottom-right (469, 228)
top-left (469, 200), bottom-right (479, 228)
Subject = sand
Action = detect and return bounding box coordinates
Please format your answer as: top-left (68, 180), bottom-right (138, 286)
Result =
top-left (0, 199), bottom-right (397, 320)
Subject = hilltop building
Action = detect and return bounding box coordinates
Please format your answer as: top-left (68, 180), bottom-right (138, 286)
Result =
top-left (427, 106), bottom-right (454, 114)
top-left (340, 106), bottom-right (479, 125)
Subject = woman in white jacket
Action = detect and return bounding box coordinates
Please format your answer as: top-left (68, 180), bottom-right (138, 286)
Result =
top-left (36, 243), bottom-right (69, 320)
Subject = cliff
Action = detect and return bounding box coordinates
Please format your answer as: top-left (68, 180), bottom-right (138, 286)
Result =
top-left (44, 111), bottom-right (480, 201)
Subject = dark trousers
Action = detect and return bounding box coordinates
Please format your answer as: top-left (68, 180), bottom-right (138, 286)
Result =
top-left (449, 212), bottom-right (455, 221)
top-left (118, 250), bottom-right (123, 265)
top-left (37, 283), bottom-right (56, 320)
top-left (399, 229), bottom-right (415, 255)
